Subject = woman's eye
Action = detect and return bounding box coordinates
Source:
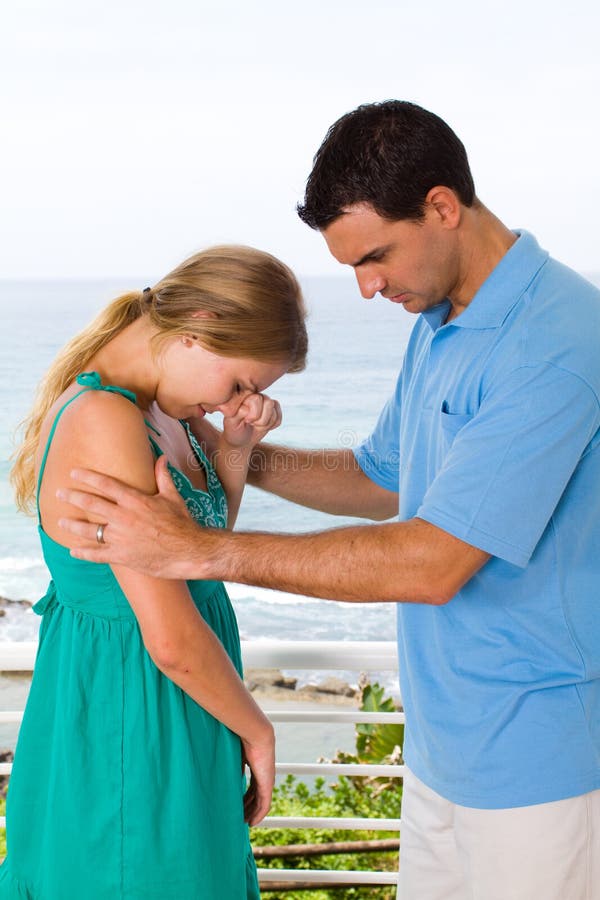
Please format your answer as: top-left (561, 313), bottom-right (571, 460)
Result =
top-left (235, 383), bottom-right (243, 394)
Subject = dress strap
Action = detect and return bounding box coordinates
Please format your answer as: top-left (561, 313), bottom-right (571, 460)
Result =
top-left (180, 419), bottom-right (213, 473)
top-left (75, 371), bottom-right (137, 403)
top-left (35, 371), bottom-right (138, 522)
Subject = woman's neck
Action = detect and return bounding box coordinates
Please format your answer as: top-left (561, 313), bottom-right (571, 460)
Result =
top-left (86, 317), bottom-right (161, 410)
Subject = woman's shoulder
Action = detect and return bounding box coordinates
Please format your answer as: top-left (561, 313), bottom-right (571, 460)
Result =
top-left (39, 380), bottom-right (155, 486)
top-left (59, 380), bottom-right (143, 423)
top-left (42, 381), bottom-right (143, 443)
top-left (36, 380), bottom-right (158, 545)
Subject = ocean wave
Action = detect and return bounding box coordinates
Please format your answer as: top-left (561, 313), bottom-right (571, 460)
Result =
top-left (224, 582), bottom-right (324, 606)
top-left (224, 581), bottom-right (380, 611)
top-left (0, 555), bottom-right (44, 574)
top-left (0, 606), bottom-right (39, 641)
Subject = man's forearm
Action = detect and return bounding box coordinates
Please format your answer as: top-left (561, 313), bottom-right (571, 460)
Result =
top-left (248, 443), bottom-right (398, 520)
top-left (60, 464), bottom-right (488, 594)
top-left (191, 517), bottom-right (488, 606)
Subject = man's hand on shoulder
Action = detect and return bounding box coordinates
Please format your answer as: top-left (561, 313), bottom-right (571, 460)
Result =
top-left (57, 456), bottom-right (216, 579)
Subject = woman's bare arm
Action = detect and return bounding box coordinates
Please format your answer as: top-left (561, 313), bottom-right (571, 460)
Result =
top-left (39, 391), bottom-right (274, 824)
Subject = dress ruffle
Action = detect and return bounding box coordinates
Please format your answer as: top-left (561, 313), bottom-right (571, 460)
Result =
top-left (0, 865), bottom-right (35, 899)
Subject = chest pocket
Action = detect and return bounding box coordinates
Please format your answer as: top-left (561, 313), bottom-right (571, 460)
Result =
top-left (439, 409), bottom-right (474, 449)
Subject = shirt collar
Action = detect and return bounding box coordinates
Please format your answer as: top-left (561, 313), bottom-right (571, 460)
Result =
top-left (421, 230), bottom-right (549, 332)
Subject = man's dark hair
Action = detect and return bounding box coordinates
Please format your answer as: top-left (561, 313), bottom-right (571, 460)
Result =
top-left (297, 100), bottom-right (476, 229)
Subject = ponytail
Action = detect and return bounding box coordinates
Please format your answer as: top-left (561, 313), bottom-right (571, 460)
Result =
top-left (11, 291), bottom-right (145, 513)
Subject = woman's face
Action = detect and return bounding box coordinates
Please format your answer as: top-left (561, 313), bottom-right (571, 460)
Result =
top-left (155, 337), bottom-right (289, 419)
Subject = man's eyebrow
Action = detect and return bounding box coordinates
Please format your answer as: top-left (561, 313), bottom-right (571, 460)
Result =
top-left (351, 246), bottom-right (389, 268)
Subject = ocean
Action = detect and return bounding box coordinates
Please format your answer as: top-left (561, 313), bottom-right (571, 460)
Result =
top-left (0, 276), bottom-right (414, 690)
top-left (2, 269), bottom-right (599, 762)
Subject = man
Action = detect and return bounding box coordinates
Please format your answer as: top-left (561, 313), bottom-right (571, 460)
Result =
top-left (59, 101), bottom-right (600, 899)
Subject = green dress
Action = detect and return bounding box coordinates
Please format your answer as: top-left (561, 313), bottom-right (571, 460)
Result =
top-left (0, 373), bottom-right (261, 899)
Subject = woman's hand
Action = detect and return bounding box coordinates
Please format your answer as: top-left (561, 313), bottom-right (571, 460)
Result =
top-left (241, 723), bottom-right (276, 826)
top-left (221, 393), bottom-right (282, 450)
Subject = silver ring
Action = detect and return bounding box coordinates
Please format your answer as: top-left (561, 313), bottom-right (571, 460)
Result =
top-left (96, 523), bottom-right (106, 545)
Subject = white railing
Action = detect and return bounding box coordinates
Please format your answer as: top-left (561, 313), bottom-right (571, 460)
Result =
top-left (0, 640), bottom-right (402, 889)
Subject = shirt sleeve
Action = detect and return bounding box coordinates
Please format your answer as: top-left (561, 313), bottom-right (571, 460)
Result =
top-left (417, 362), bottom-right (600, 567)
top-left (353, 373), bottom-right (402, 492)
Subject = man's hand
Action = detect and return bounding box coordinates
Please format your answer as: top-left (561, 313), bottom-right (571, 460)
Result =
top-left (57, 456), bottom-right (211, 579)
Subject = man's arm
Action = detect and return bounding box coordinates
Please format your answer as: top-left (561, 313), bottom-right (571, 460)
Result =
top-left (187, 416), bottom-right (398, 521)
top-left (247, 443), bottom-right (399, 520)
top-left (197, 517), bottom-right (488, 605)
top-left (58, 457), bottom-right (489, 605)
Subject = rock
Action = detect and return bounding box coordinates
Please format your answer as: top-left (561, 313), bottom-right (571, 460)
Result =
top-left (314, 677), bottom-right (357, 698)
top-left (294, 685), bottom-right (358, 705)
top-left (297, 677), bottom-right (356, 698)
top-left (0, 595), bottom-right (33, 608)
top-left (244, 669), bottom-right (359, 704)
top-left (245, 669), bottom-right (298, 692)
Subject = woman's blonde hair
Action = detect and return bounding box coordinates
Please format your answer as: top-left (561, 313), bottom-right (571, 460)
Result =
top-left (12, 244), bottom-right (307, 513)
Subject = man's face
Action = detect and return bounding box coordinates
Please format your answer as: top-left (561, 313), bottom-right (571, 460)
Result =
top-left (322, 202), bottom-right (459, 315)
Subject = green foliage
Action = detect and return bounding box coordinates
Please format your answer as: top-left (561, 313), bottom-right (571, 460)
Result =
top-left (251, 775), bottom-right (399, 899)
top-left (250, 682), bottom-right (403, 899)
top-left (333, 680), bottom-right (403, 803)
top-left (355, 682), bottom-right (404, 765)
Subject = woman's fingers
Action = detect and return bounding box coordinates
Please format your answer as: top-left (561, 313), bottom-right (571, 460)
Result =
top-left (243, 775), bottom-right (272, 826)
top-left (268, 400), bottom-right (282, 430)
top-left (235, 394), bottom-right (282, 433)
top-left (221, 393), bottom-right (282, 449)
top-left (243, 780), bottom-right (258, 822)
top-left (242, 733), bottom-right (275, 825)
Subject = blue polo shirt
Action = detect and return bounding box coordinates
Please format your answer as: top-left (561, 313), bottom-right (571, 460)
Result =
top-left (354, 231), bottom-right (600, 808)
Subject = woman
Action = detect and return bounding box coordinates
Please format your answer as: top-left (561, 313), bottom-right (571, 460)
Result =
top-left (1, 245), bottom-right (308, 899)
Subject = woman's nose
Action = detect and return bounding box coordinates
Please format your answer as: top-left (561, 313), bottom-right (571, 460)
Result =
top-left (217, 393), bottom-right (248, 417)
top-left (217, 398), bottom-right (238, 416)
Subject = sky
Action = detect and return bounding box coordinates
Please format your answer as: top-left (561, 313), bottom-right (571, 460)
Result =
top-left (2, 0), bottom-right (600, 280)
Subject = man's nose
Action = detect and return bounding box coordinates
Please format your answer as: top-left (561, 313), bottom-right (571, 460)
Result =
top-left (355, 269), bottom-right (386, 299)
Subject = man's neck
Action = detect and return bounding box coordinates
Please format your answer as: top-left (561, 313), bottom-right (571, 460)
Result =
top-left (447, 204), bottom-right (517, 319)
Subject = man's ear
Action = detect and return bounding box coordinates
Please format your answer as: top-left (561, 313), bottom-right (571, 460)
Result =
top-left (424, 186), bottom-right (462, 229)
